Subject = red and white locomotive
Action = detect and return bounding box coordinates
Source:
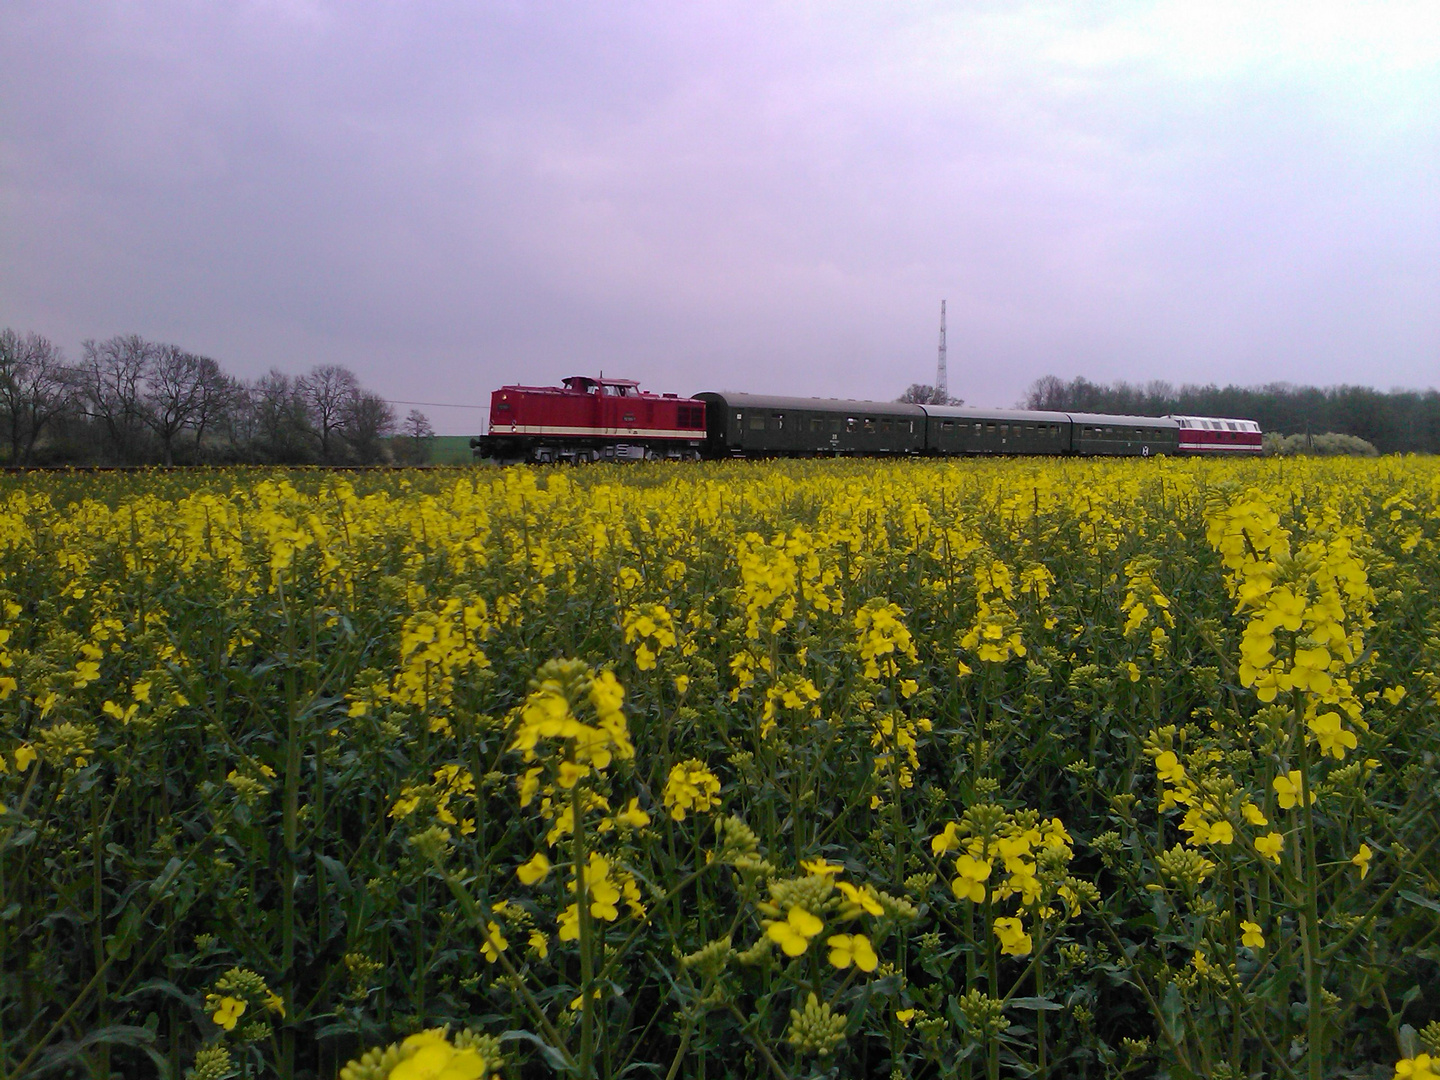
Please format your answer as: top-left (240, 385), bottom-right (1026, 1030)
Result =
top-left (474, 376), bottom-right (708, 463)
top-left (1169, 415), bottom-right (1264, 455)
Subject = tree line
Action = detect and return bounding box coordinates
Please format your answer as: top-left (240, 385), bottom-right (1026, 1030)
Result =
top-left (1021, 375), bottom-right (1440, 455)
top-left (0, 328), bottom-right (435, 465)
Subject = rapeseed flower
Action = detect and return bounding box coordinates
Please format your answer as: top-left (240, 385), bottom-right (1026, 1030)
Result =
top-left (993, 917), bottom-right (1032, 957)
top-left (1254, 832), bottom-right (1284, 863)
top-left (1273, 771), bottom-right (1314, 810)
top-left (389, 1032), bottom-right (487, 1080)
top-left (766, 906), bottom-right (824, 957)
top-left (663, 760), bottom-right (721, 821)
top-left (1394, 1055), bottom-right (1437, 1080)
top-left (826, 933), bottom-right (878, 972)
top-left (212, 996), bottom-right (246, 1031)
top-left (1351, 843), bottom-right (1373, 879)
top-left (516, 852), bottom-right (551, 885)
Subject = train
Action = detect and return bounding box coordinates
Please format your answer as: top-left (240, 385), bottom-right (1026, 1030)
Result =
top-left (470, 375), bottom-right (1263, 463)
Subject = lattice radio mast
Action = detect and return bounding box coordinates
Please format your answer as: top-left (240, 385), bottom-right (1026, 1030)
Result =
top-left (936, 299), bottom-right (948, 402)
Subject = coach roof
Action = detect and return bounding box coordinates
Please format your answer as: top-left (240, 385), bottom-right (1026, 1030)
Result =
top-left (920, 405), bottom-right (1072, 424)
top-left (694, 392), bottom-right (926, 416)
top-left (1066, 412), bottom-right (1181, 429)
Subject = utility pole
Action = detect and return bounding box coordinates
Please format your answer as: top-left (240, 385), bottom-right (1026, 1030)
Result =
top-left (936, 300), bottom-right (948, 402)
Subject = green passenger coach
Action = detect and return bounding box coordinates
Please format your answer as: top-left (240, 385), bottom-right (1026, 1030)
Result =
top-left (696, 393), bottom-right (927, 457)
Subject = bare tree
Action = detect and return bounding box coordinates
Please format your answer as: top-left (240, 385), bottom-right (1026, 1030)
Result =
top-left (141, 345), bottom-right (214, 464)
top-left (343, 391), bottom-right (396, 464)
top-left (80, 335), bottom-right (155, 462)
top-left (247, 369), bottom-right (315, 463)
top-left (897, 383), bottom-right (964, 405)
top-left (402, 408), bottom-right (434, 463)
top-left (0, 329), bottom-right (77, 465)
top-left (189, 356), bottom-right (239, 461)
top-left (298, 364), bottom-right (360, 462)
top-left (1022, 375), bottom-right (1069, 410)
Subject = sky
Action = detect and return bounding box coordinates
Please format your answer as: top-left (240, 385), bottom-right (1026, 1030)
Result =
top-left (2, 1), bottom-right (1437, 432)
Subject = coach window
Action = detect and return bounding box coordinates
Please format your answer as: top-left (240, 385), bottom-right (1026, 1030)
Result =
top-left (810, 417), bottom-right (823, 432)
top-left (772, 413), bottom-right (785, 430)
top-left (830, 418), bottom-right (841, 433)
top-left (941, 420), bottom-right (954, 431)
top-left (986, 423), bottom-right (997, 436)
top-left (749, 415), bottom-right (766, 431)
top-left (847, 417), bottom-right (857, 432)
top-left (880, 419), bottom-right (892, 434)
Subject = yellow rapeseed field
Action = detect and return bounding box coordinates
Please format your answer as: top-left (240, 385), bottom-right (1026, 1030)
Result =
top-left (1, 457), bottom-right (1438, 1080)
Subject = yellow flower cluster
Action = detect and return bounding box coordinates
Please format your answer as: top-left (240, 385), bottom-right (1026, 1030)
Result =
top-left (510, 662), bottom-right (633, 785)
top-left (960, 560), bottom-right (1026, 664)
top-left (662, 759), bottom-right (722, 820)
top-left (753, 861), bottom-right (888, 973)
top-left (1208, 493), bottom-right (1373, 743)
top-left (622, 603), bottom-right (676, 671)
top-left (558, 852), bottom-right (646, 938)
top-left (933, 806), bottom-right (1076, 957)
top-left (854, 598), bottom-right (918, 679)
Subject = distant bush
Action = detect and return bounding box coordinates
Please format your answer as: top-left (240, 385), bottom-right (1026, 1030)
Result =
top-left (1265, 431), bottom-right (1379, 456)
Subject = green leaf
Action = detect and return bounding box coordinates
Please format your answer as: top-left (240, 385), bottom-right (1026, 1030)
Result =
top-left (500, 1030), bottom-right (573, 1074)
top-left (1400, 890), bottom-right (1440, 915)
top-left (1007, 996), bottom-right (1063, 1011)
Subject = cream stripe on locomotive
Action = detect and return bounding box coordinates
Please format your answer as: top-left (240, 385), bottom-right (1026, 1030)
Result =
top-left (1177, 442), bottom-right (1263, 453)
top-left (490, 424), bottom-right (700, 440)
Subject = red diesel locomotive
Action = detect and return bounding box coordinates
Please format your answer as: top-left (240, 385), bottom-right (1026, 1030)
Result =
top-left (476, 376), bottom-right (708, 463)
top-left (1169, 415), bottom-right (1264, 455)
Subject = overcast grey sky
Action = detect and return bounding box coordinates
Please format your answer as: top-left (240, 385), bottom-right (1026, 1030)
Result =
top-left (3, 2), bottom-right (1437, 431)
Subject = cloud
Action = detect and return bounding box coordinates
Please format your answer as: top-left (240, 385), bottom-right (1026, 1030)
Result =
top-left (2, 0), bottom-right (1436, 428)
